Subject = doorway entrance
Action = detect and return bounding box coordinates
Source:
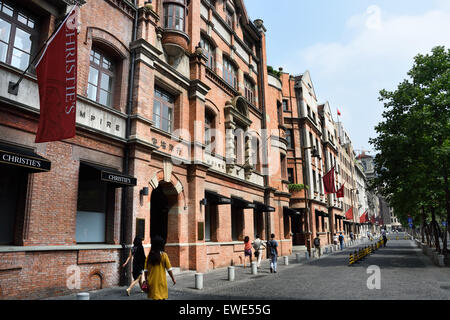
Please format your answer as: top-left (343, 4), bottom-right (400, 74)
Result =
top-left (150, 181), bottom-right (179, 244)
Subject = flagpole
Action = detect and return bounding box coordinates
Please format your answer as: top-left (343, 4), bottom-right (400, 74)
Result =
top-left (8, 4), bottom-right (79, 95)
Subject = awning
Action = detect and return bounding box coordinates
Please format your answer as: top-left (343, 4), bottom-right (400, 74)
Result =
top-left (254, 201), bottom-right (275, 213)
top-left (205, 191), bottom-right (231, 205)
top-left (83, 162), bottom-right (137, 187)
top-left (231, 196), bottom-right (256, 209)
top-left (0, 142), bottom-right (51, 173)
top-left (283, 207), bottom-right (301, 216)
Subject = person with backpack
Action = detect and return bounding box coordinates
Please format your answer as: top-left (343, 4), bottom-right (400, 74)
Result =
top-left (252, 235), bottom-right (266, 268)
top-left (382, 229), bottom-right (388, 247)
top-left (313, 234), bottom-right (321, 258)
top-left (122, 236), bottom-right (146, 296)
top-left (267, 233), bottom-right (278, 273)
top-left (338, 232), bottom-right (345, 250)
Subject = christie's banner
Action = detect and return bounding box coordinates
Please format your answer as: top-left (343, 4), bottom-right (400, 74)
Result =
top-left (35, 6), bottom-right (78, 143)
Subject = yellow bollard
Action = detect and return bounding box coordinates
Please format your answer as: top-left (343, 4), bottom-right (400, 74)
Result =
top-left (349, 253), bottom-right (355, 265)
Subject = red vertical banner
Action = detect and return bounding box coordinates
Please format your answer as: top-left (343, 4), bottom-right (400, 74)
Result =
top-left (345, 207), bottom-right (353, 220)
top-left (336, 183), bottom-right (345, 198)
top-left (323, 166), bottom-right (336, 194)
top-left (35, 6), bottom-right (78, 143)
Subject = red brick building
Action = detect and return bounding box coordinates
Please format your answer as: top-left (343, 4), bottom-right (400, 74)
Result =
top-left (0, 0), bottom-right (293, 299)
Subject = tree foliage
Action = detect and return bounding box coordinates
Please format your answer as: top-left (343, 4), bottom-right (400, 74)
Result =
top-left (370, 46), bottom-right (450, 254)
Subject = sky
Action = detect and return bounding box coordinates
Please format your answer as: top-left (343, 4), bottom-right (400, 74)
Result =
top-left (245, 0), bottom-right (450, 155)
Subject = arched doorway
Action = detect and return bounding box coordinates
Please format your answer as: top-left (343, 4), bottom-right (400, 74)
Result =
top-left (150, 181), bottom-right (178, 244)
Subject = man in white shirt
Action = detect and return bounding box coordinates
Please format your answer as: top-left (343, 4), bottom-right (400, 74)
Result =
top-left (252, 235), bottom-right (266, 268)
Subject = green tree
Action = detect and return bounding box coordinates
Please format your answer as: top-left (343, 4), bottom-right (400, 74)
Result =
top-left (370, 46), bottom-right (449, 255)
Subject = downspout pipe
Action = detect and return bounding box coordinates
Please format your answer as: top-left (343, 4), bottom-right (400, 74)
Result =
top-left (120, 0), bottom-right (138, 286)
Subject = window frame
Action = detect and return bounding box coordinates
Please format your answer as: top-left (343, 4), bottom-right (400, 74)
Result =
top-left (244, 77), bottom-right (255, 105)
top-left (163, 0), bottom-right (187, 32)
top-left (153, 86), bottom-right (174, 134)
top-left (0, 1), bottom-right (39, 71)
top-left (87, 48), bottom-right (115, 108)
top-left (223, 56), bottom-right (237, 89)
top-left (200, 36), bottom-right (215, 70)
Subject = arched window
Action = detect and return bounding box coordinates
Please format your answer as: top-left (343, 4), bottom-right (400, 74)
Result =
top-left (163, 0), bottom-right (187, 32)
top-left (88, 48), bottom-right (115, 107)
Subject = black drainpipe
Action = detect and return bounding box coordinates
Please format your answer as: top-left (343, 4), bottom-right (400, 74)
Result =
top-left (120, 0), bottom-right (138, 286)
top-left (256, 34), bottom-right (271, 246)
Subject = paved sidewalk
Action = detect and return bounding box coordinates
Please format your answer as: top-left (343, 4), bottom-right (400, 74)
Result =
top-left (44, 239), bottom-right (372, 300)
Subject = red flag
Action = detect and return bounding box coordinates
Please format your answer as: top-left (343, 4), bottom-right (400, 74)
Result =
top-left (370, 215), bottom-right (375, 224)
top-left (360, 211), bottom-right (368, 223)
top-left (35, 7), bottom-right (78, 143)
top-left (323, 166), bottom-right (336, 194)
top-left (337, 109), bottom-right (341, 116)
top-left (345, 207), bottom-right (353, 220)
top-left (336, 183), bottom-right (345, 198)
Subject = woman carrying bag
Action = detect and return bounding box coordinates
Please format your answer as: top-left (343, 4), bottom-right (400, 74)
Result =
top-left (143, 236), bottom-right (176, 300)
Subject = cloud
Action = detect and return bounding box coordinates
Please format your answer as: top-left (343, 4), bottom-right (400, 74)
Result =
top-left (286, 4), bottom-right (450, 152)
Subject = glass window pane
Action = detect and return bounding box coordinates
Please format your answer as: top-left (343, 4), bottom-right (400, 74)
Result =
top-left (99, 89), bottom-right (111, 107)
top-left (100, 73), bottom-right (112, 91)
top-left (14, 28), bottom-right (32, 53)
top-left (153, 114), bottom-right (160, 129)
top-left (0, 18), bottom-right (11, 43)
top-left (2, 3), bottom-right (13, 16)
top-left (0, 42), bottom-right (7, 62)
top-left (28, 20), bottom-right (34, 29)
top-left (18, 13), bottom-right (27, 25)
top-left (153, 100), bottom-right (161, 116)
top-left (162, 118), bottom-right (169, 132)
top-left (88, 66), bottom-right (99, 85)
top-left (76, 211), bottom-right (106, 243)
top-left (11, 48), bottom-right (29, 70)
top-left (87, 83), bottom-right (97, 101)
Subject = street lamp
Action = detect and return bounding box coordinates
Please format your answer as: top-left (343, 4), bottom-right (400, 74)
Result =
top-left (301, 145), bottom-right (321, 253)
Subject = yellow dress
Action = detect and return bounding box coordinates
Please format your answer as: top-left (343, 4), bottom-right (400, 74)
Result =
top-left (144, 252), bottom-right (172, 300)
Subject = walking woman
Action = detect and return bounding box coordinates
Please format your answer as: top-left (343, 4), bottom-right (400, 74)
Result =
top-left (144, 236), bottom-right (176, 300)
top-left (122, 236), bottom-right (146, 296)
top-left (243, 236), bottom-right (253, 268)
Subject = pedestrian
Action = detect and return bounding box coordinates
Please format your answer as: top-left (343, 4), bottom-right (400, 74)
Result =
top-left (144, 236), bottom-right (176, 300)
top-left (367, 231), bottom-right (372, 241)
top-left (313, 234), bottom-right (321, 258)
top-left (243, 236), bottom-right (253, 268)
top-left (252, 235), bottom-right (266, 268)
top-left (382, 229), bottom-right (388, 247)
top-left (333, 233), bottom-right (338, 245)
top-left (350, 231), bottom-right (354, 241)
top-left (267, 233), bottom-right (278, 273)
top-left (122, 236), bottom-right (146, 296)
top-left (338, 232), bottom-right (345, 250)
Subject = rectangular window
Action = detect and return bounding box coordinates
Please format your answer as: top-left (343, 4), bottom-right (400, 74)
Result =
top-left (244, 77), bottom-right (255, 104)
top-left (223, 57), bottom-right (237, 89)
top-left (136, 218), bottom-right (145, 241)
top-left (287, 168), bottom-right (294, 184)
top-left (0, 164), bottom-right (27, 245)
top-left (205, 203), bottom-right (217, 242)
top-left (231, 206), bottom-right (243, 241)
top-left (0, 2), bottom-right (38, 71)
top-left (280, 154), bottom-right (287, 179)
top-left (153, 86), bottom-right (174, 133)
top-left (253, 211), bottom-right (263, 239)
top-left (282, 99), bottom-right (289, 112)
top-left (200, 37), bottom-right (215, 70)
top-left (312, 170), bottom-right (317, 191)
top-left (76, 164), bottom-right (113, 243)
top-left (226, 7), bottom-right (234, 28)
top-left (286, 129), bottom-right (293, 149)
